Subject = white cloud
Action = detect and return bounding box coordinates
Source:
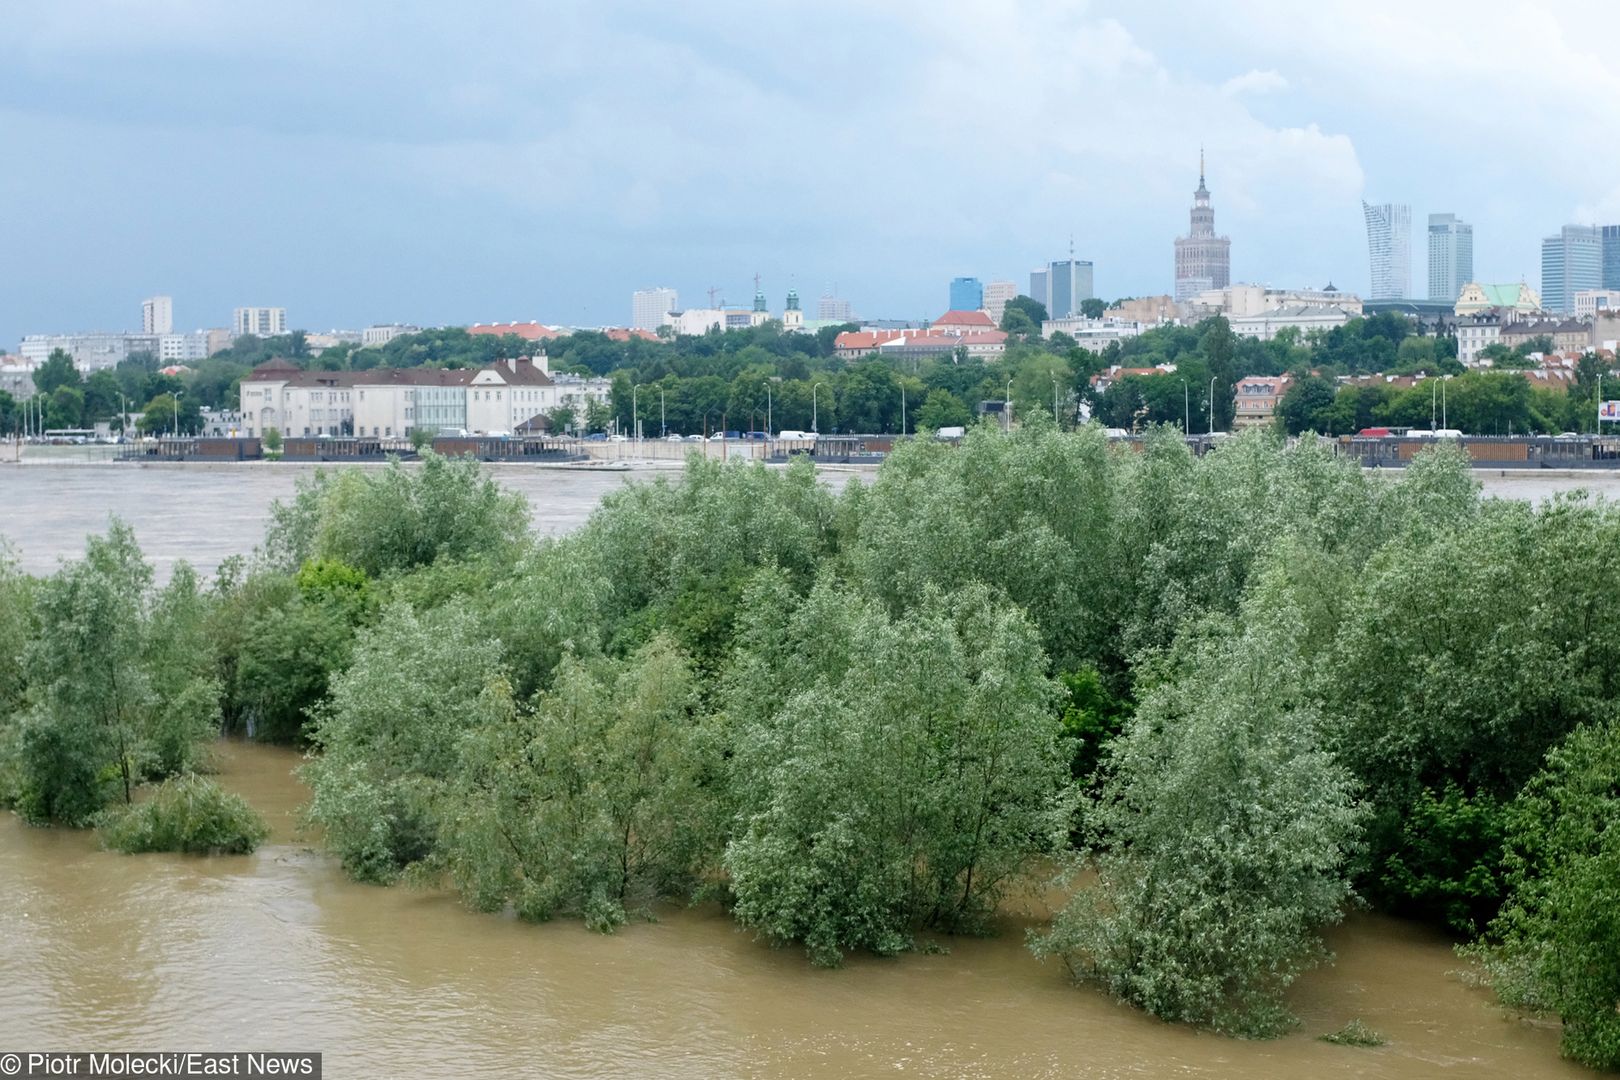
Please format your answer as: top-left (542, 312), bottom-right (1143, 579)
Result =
top-left (1222, 69), bottom-right (1289, 97)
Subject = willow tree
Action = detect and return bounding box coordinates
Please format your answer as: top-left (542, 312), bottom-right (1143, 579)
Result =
top-left (723, 578), bottom-right (1069, 966)
top-left (439, 637), bottom-right (718, 931)
top-left (1035, 567), bottom-right (1364, 1036)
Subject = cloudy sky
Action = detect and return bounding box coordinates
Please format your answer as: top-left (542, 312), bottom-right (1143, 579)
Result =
top-left (3, 0), bottom-right (1617, 345)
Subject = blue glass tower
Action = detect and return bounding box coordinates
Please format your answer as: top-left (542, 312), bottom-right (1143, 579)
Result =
top-left (949, 277), bottom-right (984, 311)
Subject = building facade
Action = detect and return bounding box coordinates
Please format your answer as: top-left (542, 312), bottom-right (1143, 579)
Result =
top-left (1229, 304), bottom-right (1356, 341)
top-left (982, 281), bottom-right (1017, 323)
top-left (1364, 201), bottom-right (1412, 300)
top-left (1233, 375), bottom-right (1293, 430)
top-left (1174, 159), bottom-right (1231, 302)
top-left (1028, 269), bottom-right (1049, 312)
top-left (19, 332), bottom-right (160, 373)
top-left (1541, 225), bottom-right (1603, 314)
top-left (1604, 225), bottom-right (1620, 291)
top-left (1190, 283), bottom-right (1362, 319)
top-left (632, 288), bottom-right (679, 331)
top-left (361, 324), bottom-right (419, 347)
top-left (1048, 259), bottom-right (1094, 318)
top-left (816, 295), bottom-right (853, 322)
top-left (1454, 282), bottom-right (1542, 317)
top-left (159, 331), bottom-right (212, 363)
top-left (239, 354), bottom-right (609, 439)
top-left (1575, 290), bottom-right (1620, 320)
top-left (233, 307), bottom-right (287, 338)
top-left (1427, 214), bottom-right (1473, 302)
top-left (142, 296), bottom-right (173, 336)
top-left (948, 277), bottom-right (984, 312)
top-left (1456, 314), bottom-right (1503, 367)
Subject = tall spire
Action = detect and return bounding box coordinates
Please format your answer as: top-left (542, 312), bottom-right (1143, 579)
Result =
top-left (1200, 144), bottom-right (1205, 186)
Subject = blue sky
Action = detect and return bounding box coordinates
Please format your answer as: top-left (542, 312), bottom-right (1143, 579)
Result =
top-left (4, 0), bottom-right (1617, 346)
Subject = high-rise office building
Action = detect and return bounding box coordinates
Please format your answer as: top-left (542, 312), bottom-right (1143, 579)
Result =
top-left (233, 307), bottom-right (287, 338)
top-left (1028, 268), bottom-right (1049, 311)
top-left (949, 277), bottom-right (984, 312)
top-left (631, 287), bottom-right (678, 331)
top-left (1427, 214), bottom-right (1473, 303)
top-left (1045, 259), bottom-right (1094, 318)
top-left (1174, 154), bottom-right (1231, 301)
top-left (1603, 224), bottom-right (1620, 291)
top-left (982, 281), bottom-right (1017, 323)
top-left (1363, 201), bottom-right (1412, 300)
top-left (817, 295), bottom-right (853, 322)
top-left (142, 295), bottom-right (173, 336)
top-left (1541, 225), bottom-right (1604, 314)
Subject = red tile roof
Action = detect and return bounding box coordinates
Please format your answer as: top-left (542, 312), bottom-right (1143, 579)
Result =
top-left (932, 309), bottom-right (996, 329)
top-left (601, 327), bottom-right (659, 342)
top-left (466, 321), bottom-right (562, 341)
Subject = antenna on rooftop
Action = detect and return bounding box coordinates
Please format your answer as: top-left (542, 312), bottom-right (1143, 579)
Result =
top-left (707, 286), bottom-right (721, 308)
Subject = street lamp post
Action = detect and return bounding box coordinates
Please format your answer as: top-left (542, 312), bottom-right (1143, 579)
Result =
top-left (813, 383), bottom-right (824, 434)
top-left (660, 387), bottom-right (666, 438)
top-left (1208, 376), bottom-right (1216, 435)
top-left (1005, 377), bottom-right (1013, 432)
top-left (1183, 380), bottom-right (1190, 434)
top-left (631, 384), bottom-right (640, 450)
top-left (900, 384), bottom-right (906, 436)
top-left (766, 383), bottom-right (772, 440)
top-left (174, 389), bottom-right (183, 438)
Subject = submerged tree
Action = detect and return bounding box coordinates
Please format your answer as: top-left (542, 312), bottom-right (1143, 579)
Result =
top-left (1034, 569), bottom-right (1365, 1036)
top-left (723, 578), bottom-right (1069, 966)
top-left (1469, 718), bottom-right (1620, 1070)
top-left (439, 636), bottom-right (717, 931)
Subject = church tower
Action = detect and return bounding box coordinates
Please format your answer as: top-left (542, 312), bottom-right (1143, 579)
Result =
top-left (783, 288), bottom-right (803, 331)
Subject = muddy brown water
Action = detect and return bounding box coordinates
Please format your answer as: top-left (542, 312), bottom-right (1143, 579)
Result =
top-left (0, 741), bottom-right (1587, 1078)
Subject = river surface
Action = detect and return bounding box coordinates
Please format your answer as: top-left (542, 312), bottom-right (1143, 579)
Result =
top-left (0, 459), bottom-right (1602, 1076)
top-left (0, 741), bottom-right (1586, 1079)
top-left (0, 460), bottom-right (1615, 582)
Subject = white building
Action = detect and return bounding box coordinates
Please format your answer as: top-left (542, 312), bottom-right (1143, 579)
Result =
top-left (1229, 304), bottom-right (1356, 341)
top-left (361, 324), bottom-right (420, 348)
top-left (1456, 313), bottom-right (1503, 368)
top-left (0, 358), bottom-right (38, 402)
top-left (159, 331), bottom-right (212, 363)
top-left (1040, 317), bottom-right (1147, 352)
top-left (632, 288), bottom-right (679, 331)
top-left (817, 295), bottom-right (854, 322)
top-left (662, 309), bottom-right (724, 335)
top-left (239, 354), bottom-right (610, 439)
top-left (233, 307), bottom-right (287, 338)
top-left (982, 281), bottom-right (1017, 324)
top-left (1574, 290), bottom-right (1620, 320)
top-left (1190, 283), bottom-right (1363, 318)
top-left (142, 296), bottom-right (174, 336)
top-left (19, 332), bottom-right (160, 373)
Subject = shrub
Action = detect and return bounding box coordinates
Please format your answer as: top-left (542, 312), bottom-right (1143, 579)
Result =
top-left (98, 774), bottom-right (270, 855)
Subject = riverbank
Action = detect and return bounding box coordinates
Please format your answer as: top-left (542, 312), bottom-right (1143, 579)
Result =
top-left (0, 738), bottom-right (1584, 1079)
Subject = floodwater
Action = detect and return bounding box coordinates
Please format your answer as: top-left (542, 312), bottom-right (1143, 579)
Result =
top-left (0, 458), bottom-right (1615, 582)
top-left (0, 741), bottom-right (1586, 1078)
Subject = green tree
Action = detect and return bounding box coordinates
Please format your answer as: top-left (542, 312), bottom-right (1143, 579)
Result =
top-left (914, 388), bottom-right (971, 431)
top-left (47, 385), bottom-right (85, 429)
top-left (1471, 718), bottom-right (1620, 1070)
top-left (440, 637), bottom-right (716, 930)
top-left (304, 601), bottom-right (505, 882)
top-left (33, 349), bottom-right (80, 395)
top-left (1035, 573), bottom-right (1365, 1037)
top-left (15, 524), bottom-right (158, 823)
top-left (724, 579), bottom-right (1069, 965)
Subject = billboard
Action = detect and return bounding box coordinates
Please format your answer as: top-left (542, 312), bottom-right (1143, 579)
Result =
top-left (1602, 401), bottom-right (1620, 423)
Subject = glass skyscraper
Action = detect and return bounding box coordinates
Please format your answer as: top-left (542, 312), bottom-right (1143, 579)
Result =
top-left (1603, 224), bottom-right (1620, 291)
top-left (1363, 202), bottom-right (1412, 300)
top-left (1427, 213), bottom-right (1473, 302)
top-left (948, 277), bottom-right (984, 311)
top-left (1541, 225), bottom-right (1603, 314)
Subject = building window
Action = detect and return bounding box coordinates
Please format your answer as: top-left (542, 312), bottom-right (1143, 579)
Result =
top-left (385, 426), bottom-right (392, 437)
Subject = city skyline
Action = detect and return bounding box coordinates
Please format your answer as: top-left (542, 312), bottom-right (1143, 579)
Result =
top-left (5, 2), bottom-right (1620, 347)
